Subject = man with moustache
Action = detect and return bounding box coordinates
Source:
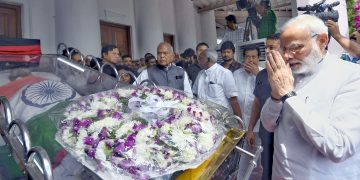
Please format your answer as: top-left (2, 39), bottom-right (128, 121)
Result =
top-left (135, 42), bottom-right (192, 97)
top-left (220, 41), bottom-right (243, 72)
top-left (246, 33), bottom-right (281, 180)
top-left (233, 45), bottom-right (263, 179)
top-left (261, 14), bottom-right (360, 179)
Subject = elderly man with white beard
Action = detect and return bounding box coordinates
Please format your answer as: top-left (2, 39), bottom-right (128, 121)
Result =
top-left (261, 14), bottom-right (360, 179)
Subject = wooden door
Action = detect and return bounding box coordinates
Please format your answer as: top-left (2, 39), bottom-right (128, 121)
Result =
top-left (163, 33), bottom-right (175, 49)
top-left (100, 21), bottom-right (131, 56)
top-left (0, 3), bottom-right (21, 38)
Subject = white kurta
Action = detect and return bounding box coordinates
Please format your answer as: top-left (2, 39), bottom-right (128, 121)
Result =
top-left (134, 68), bottom-right (193, 98)
top-left (233, 67), bottom-right (263, 132)
top-left (261, 53), bottom-right (360, 179)
top-left (192, 63), bottom-right (238, 110)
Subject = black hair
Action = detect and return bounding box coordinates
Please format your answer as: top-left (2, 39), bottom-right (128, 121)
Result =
top-left (101, 44), bottom-right (118, 58)
top-left (266, 33), bottom-right (280, 40)
top-left (260, 0), bottom-right (271, 9)
top-left (62, 47), bottom-right (79, 57)
top-left (144, 53), bottom-right (154, 59)
top-left (121, 54), bottom-right (132, 59)
top-left (220, 41), bottom-right (236, 53)
top-left (243, 45), bottom-right (261, 57)
top-left (196, 42), bottom-right (209, 51)
top-left (225, 15), bottom-right (237, 24)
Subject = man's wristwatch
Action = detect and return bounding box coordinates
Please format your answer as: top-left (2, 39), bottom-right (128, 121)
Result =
top-left (281, 91), bottom-right (297, 103)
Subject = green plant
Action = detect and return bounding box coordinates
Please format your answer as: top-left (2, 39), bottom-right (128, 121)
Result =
top-left (347, 0), bottom-right (355, 34)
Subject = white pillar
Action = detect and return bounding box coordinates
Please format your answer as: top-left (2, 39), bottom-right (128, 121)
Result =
top-left (294, 0), bottom-right (349, 56)
top-left (199, 10), bottom-right (217, 49)
top-left (134, 0), bottom-right (164, 57)
top-left (55, 0), bottom-right (101, 56)
top-left (174, 0), bottom-right (198, 52)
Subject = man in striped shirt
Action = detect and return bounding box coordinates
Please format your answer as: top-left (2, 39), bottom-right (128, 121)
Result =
top-left (221, 15), bottom-right (245, 46)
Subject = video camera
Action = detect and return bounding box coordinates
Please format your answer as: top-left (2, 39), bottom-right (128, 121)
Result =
top-left (236, 0), bottom-right (261, 28)
top-left (297, 0), bottom-right (340, 22)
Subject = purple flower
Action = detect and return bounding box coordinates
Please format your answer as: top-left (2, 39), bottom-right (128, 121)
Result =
top-left (187, 107), bottom-right (192, 112)
top-left (97, 109), bottom-right (106, 118)
top-left (80, 119), bottom-right (92, 127)
top-left (186, 123), bottom-right (202, 134)
top-left (131, 91), bottom-right (138, 97)
top-left (355, 3), bottom-right (360, 11)
top-left (165, 114), bottom-right (176, 123)
top-left (72, 125), bottom-right (80, 134)
top-left (92, 138), bottom-right (101, 148)
top-left (125, 133), bottom-right (136, 148)
top-left (84, 136), bottom-right (94, 145)
top-left (105, 141), bottom-right (113, 148)
top-left (110, 92), bottom-right (120, 99)
top-left (127, 166), bottom-right (139, 175)
top-left (85, 148), bottom-right (96, 158)
top-left (112, 112), bottom-right (122, 120)
top-left (113, 143), bottom-right (126, 156)
top-left (133, 123), bottom-right (146, 131)
top-left (73, 118), bottom-right (81, 126)
top-left (98, 127), bottom-right (108, 140)
top-left (155, 120), bottom-right (164, 128)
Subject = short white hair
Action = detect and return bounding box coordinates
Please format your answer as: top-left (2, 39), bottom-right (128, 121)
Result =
top-left (281, 14), bottom-right (328, 36)
top-left (202, 49), bottom-right (218, 63)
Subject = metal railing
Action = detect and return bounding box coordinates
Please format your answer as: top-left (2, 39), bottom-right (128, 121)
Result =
top-left (0, 96), bottom-right (53, 180)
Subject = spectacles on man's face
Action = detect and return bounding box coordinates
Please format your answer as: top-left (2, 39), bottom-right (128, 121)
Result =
top-left (280, 33), bottom-right (318, 55)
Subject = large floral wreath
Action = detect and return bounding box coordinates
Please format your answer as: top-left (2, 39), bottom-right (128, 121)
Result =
top-left (56, 86), bottom-right (225, 179)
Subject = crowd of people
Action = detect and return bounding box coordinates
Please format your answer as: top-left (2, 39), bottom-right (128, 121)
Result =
top-left (60, 8), bottom-right (360, 180)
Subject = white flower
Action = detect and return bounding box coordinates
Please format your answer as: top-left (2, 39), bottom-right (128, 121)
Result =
top-left (170, 128), bottom-right (192, 150)
top-left (155, 152), bottom-right (168, 168)
top-left (133, 143), bottom-right (152, 165)
top-left (160, 123), bottom-right (172, 134)
top-left (90, 101), bottom-right (108, 111)
top-left (181, 146), bottom-right (197, 162)
top-left (181, 97), bottom-right (192, 106)
top-left (62, 127), bottom-right (76, 146)
top-left (75, 128), bottom-right (87, 151)
top-left (95, 141), bottom-right (107, 162)
top-left (87, 117), bottom-right (122, 134)
top-left (117, 89), bottom-right (133, 97)
top-left (175, 116), bottom-right (192, 130)
top-left (115, 121), bottom-right (138, 137)
top-left (136, 127), bottom-right (155, 144)
top-left (101, 97), bottom-right (118, 108)
top-left (198, 132), bottom-right (214, 152)
top-left (199, 120), bottom-right (216, 133)
top-left (163, 91), bottom-right (173, 100)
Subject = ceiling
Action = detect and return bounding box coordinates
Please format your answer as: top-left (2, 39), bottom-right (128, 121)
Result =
top-left (192, 0), bottom-right (293, 28)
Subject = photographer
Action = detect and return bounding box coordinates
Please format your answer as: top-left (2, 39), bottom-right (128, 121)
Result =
top-left (325, 20), bottom-right (360, 60)
top-left (254, 0), bottom-right (277, 39)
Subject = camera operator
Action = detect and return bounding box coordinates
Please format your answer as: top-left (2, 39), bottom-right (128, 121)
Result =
top-left (325, 20), bottom-right (360, 61)
top-left (254, 0), bottom-right (277, 39)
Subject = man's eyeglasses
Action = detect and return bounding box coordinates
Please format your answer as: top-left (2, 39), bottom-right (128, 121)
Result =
top-left (280, 33), bottom-right (318, 55)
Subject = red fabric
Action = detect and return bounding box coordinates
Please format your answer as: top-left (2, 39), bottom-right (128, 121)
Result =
top-left (0, 55), bottom-right (41, 62)
top-left (0, 75), bottom-right (45, 99)
top-left (0, 45), bottom-right (41, 55)
top-left (52, 149), bottom-right (68, 169)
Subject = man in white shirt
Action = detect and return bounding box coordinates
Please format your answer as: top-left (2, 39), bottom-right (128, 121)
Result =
top-left (193, 49), bottom-right (242, 118)
top-left (261, 14), bottom-right (360, 179)
top-left (234, 45), bottom-right (263, 179)
top-left (135, 42), bottom-right (192, 97)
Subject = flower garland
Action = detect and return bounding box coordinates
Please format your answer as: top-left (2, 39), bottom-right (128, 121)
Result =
top-left (57, 86), bottom-right (224, 179)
